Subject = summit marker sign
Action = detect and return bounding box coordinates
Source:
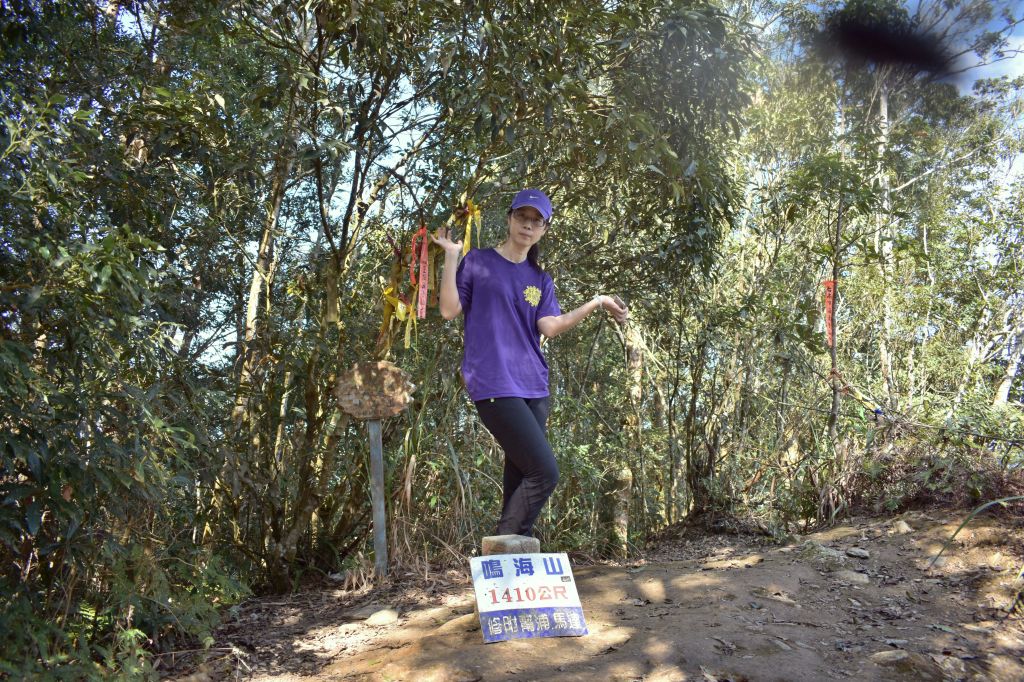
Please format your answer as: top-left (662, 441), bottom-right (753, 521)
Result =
top-left (470, 552), bottom-right (588, 643)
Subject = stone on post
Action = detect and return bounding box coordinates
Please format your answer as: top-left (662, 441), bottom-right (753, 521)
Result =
top-left (334, 361), bottom-right (415, 578)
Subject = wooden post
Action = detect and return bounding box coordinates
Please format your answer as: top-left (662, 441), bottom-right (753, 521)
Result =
top-left (367, 419), bottom-right (387, 577)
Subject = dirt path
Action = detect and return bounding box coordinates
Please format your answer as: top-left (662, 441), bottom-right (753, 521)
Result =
top-left (183, 510), bottom-right (1024, 681)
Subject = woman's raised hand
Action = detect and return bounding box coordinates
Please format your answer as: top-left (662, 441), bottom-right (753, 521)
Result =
top-left (431, 226), bottom-right (463, 257)
top-left (597, 294), bottom-right (629, 325)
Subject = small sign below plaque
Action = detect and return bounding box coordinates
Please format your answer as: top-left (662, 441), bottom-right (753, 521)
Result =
top-left (470, 552), bottom-right (588, 643)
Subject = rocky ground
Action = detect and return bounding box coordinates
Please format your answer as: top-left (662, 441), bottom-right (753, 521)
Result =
top-left (167, 509), bottom-right (1024, 681)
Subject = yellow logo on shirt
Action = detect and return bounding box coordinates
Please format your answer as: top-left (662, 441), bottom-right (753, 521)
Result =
top-left (523, 285), bottom-right (541, 307)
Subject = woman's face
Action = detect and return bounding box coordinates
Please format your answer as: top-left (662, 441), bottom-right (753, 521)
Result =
top-left (506, 206), bottom-right (548, 249)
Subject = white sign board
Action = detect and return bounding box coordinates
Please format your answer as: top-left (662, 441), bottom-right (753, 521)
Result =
top-left (470, 552), bottom-right (588, 643)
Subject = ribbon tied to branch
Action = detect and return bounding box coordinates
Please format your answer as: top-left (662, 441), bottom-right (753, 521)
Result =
top-left (409, 224), bottom-right (430, 319)
top-left (821, 279), bottom-right (836, 347)
top-left (460, 198), bottom-right (482, 257)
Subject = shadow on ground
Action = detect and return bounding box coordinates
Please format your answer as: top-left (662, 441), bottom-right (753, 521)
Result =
top-left (186, 510), bottom-right (1024, 682)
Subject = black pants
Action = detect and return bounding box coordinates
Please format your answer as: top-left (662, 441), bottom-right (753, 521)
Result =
top-left (474, 397), bottom-right (559, 537)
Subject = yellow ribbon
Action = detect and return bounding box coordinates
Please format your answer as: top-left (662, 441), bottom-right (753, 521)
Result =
top-left (405, 310), bottom-right (415, 347)
top-left (383, 285), bottom-right (416, 349)
top-left (382, 285), bottom-right (408, 321)
top-left (461, 198), bottom-right (482, 256)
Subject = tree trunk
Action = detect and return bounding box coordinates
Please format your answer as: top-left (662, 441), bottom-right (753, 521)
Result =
top-left (666, 297), bottom-right (686, 525)
top-left (606, 466), bottom-right (632, 559)
top-left (685, 339), bottom-right (713, 516)
top-left (993, 331), bottom-right (1023, 406)
top-left (875, 79), bottom-right (897, 409)
top-left (231, 139), bottom-right (296, 434)
top-left (828, 197), bottom-right (843, 441)
top-left (950, 306), bottom-right (996, 416)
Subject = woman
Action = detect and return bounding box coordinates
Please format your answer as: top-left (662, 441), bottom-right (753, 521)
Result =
top-left (432, 189), bottom-right (628, 539)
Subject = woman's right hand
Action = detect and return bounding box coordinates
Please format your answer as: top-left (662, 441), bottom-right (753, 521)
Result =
top-left (431, 226), bottom-right (463, 257)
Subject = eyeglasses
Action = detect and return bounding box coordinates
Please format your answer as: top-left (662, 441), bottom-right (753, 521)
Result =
top-left (511, 209), bottom-right (546, 228)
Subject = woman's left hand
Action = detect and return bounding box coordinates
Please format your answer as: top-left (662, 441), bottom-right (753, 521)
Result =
top-left (597, 295), bottom-right (629, 324)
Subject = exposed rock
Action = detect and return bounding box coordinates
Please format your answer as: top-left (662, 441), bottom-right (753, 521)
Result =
top-left (436, 612), bottom-right (480, 635)
top-left (800, 540), bottom-right (847, 569)
top-left (349, 603), bottom-right (395, 620)
top-left (749, 586), bottom-right (799, 606)
top-left (919, 554), bottom-right (948, 570)
top-left (868, 650), bottom-right (944, 680)
top-left (365, 608), bottom-right (400, 626)
top-left (959, 526), bottom-right (1003, 547)
top-left (892, 520), bottom-right (914, 535)
top-left (703, 554), bottom-right (765, 570)
top-left (833, 570), bottom-right (870, 585)
top-left (846, 547), bottom-right (870, 559)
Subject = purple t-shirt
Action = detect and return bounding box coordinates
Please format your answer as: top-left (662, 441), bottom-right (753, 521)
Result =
top-left (456, 248), bottom-right (562, 401)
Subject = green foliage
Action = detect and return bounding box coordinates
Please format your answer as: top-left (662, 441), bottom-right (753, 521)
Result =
top-left (0, 2), bottom-right (251, 674)
top-left (1, 0), bottom-right (1022, 674)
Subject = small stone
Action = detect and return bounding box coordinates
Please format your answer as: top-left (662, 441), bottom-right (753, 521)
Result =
top-left (800, 540), bottom-right (847, 569)
top-left (365, 608), bottom-right (400, 626)
top-left (349, 603), bottom-right (394, 620)
top-left (846, 547), bottom-right (870, 559)
top-left (482, 534), bottom-right (540, 555)
top-left (833, 570), bottom-right (870, 585)
top-left (871, 650), bottom-right (909, 665)
top-left (892, 520), bottom-right (913, 535)
top-left (436, 613), bottom-right (480, 634)
top-left (869, 650), bottom-right (944, 680)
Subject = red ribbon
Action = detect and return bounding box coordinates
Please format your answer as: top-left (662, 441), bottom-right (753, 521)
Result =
top-left (822, 280), bottom-right (836, 347)
top-left (409, 225), bottom-right (429, 319)
top-left (417, 230), bottom-right (429, 319)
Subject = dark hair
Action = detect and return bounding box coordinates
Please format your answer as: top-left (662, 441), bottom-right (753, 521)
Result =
top-left (527, 243), bottom-right (541, 270)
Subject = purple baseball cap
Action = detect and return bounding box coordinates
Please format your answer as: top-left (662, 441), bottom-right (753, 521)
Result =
top-left (510, 188), bottom-right (553, 222)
